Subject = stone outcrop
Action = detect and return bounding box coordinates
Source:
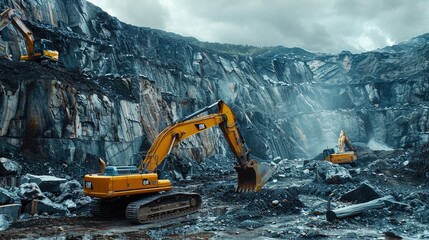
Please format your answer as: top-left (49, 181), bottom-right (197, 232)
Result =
top-left (0, 0), bottom-right (428, 174)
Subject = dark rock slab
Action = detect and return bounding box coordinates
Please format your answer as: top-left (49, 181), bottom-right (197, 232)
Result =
top-left (339, 183), bottom-right (382, 203)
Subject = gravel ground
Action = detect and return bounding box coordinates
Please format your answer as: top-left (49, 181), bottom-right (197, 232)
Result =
top-left (1, 149), bottom-right (428, 239)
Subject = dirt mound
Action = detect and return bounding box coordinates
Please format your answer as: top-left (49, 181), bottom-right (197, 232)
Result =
top-left (0, 60), bottom-right (78, 89)
top-left (0, 59), bottom-right (131, 100)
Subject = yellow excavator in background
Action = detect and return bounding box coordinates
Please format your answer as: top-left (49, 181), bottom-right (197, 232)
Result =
top-left (84, 100), bottom-right (274, 223)
top-left (322, 130), bottom-right (357, 165)
top-left (0, 8), bottom-right (59, 62)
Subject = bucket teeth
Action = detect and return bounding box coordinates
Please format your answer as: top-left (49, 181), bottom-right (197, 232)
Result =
top-left (237, 185), bottom-right (253, 192)
top-left (235, 161), bottom-right (274, 192)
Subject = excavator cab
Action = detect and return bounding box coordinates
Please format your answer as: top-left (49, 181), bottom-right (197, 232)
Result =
top-left (322, 148), bottom-right (335, 160)
top-left (21, 39), bottom-right (59, 62)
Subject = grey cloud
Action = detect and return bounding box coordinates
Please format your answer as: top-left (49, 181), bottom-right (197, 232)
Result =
top-left (91, 0), bottom-right (169, 29)
top-left (88, 0), bottom-right (429, 54)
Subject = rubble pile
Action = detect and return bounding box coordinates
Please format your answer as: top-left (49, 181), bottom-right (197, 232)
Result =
top-left (0, 171), bottom-right (90, 231)
top-left (0, 147), bottom-right (426, 239)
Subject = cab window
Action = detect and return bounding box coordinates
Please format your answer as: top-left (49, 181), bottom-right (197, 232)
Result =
top-left (34, 40), bottom-right (41, 53)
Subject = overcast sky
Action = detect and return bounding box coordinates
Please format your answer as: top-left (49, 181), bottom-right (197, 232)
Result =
top-left (86, 0), bottom-right (429, 54)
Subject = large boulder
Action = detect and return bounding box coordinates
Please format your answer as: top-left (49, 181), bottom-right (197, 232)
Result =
top-left (74, 196), bottom-right (92, 214)
top-left (16, 183), bottom-right (46, 202)
top-left (56, 180), bottom-right (84, 203)
top-left (54, 180), bottom-right (92, 214)
top-left (0, 157), bottom-right (21, 176)
top-left (62, 199), bottom-right (77, 211)
top-left (0, 187), bottom-right (20, 205)
top-left (316, 161), bottom-right (352, 184)
top-left (59, 180), bottom-right (82, 193)
top-left (21, 174), bottom-right (67, 193)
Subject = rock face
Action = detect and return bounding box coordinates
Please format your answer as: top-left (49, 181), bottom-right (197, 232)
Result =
top-left (0, 0), bottom-right (428, 174)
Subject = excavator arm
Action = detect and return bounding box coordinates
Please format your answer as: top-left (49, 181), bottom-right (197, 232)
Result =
top-left (138, 112), bottom-right (227, 172)
top-left (338, 130), bottom-right (356, 153)
top-left (138, 100), bottom-right (274, 192)
top-left (0, 8), bottom-right (34, 58)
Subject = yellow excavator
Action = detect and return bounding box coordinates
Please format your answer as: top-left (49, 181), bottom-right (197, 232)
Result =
top-left (84, 100), bottom-right (274, 223)
top-left (0, 8), bottom-right (59, 62)
top-left (322, 130), bottom-right (357, 165)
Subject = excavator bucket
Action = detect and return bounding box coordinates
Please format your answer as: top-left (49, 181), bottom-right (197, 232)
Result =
top-left (235, 160), bottom-right (274, 192)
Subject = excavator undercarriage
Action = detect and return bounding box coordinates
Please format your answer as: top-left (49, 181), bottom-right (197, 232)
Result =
top-left (90, 192), bottom-right (202, 224)
top-left (126, 192), bottom-right (202, 223)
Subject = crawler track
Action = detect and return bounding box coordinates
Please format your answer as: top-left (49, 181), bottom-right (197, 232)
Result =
top-left (89, 192), bottom-right (202, 224)
top-left (126, 192), bottom-right (202, 224)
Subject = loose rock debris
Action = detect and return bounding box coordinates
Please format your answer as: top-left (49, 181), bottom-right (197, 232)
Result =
top-left (0, 149), bottom-right (427, 239)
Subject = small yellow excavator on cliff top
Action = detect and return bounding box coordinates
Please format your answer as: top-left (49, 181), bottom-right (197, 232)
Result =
top-left (0, 8), bottom-right (59, 62)
top-left (84, 100), bottom-right (274, 223)
top-left (322, 130), bottom-right (357, 165)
